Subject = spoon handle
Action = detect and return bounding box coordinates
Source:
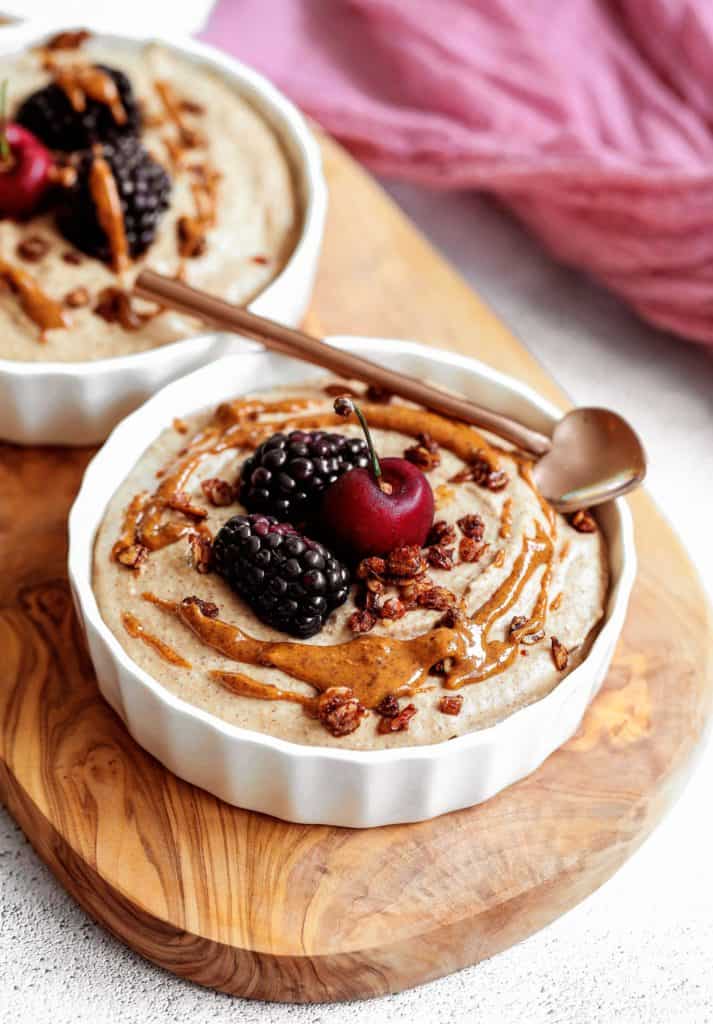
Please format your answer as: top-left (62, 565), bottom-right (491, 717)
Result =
top-left (135, 270), bottom-right (552, 456)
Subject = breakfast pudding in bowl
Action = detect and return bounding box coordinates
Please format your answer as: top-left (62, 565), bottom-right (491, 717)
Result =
top-left (0, 29), bottom-right (300, 362)
top-left (92, 381), bottom-right (608, 750)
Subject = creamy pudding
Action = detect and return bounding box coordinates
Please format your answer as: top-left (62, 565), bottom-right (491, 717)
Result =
top-left (92, 383), bottom-right (608, 749)
top-left (0, 33), bottom-right (299, 361)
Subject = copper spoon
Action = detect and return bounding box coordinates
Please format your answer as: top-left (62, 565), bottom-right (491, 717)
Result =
top-left (135, 269), bottom-right (646, 512)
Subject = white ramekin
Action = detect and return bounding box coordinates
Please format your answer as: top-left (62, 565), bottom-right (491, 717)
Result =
top-left (68, 340), bottom-right (636, 828)
top-left (0, 19), bottom-right (327, 446)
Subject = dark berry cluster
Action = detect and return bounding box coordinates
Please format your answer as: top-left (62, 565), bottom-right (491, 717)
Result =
top-left (57, 137), bottom-right (171, 261)
top-left (15, 61), bottom-right (170, 265)
top-left (16, 65), bottom-right (141, 151)
top-left (213, 514), bottom-right (350, 638)
top-left (239, 430), bottom-right (369, 522)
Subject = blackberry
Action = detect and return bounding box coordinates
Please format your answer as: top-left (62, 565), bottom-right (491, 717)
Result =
top-left (56, 137), bottom-right (171, 262)
top-left (213, 514), bottom-right (351, 638)
top-left (16, 65), bottom-right (141, 151)
top-left (240, 430), bottom-right (369, 523)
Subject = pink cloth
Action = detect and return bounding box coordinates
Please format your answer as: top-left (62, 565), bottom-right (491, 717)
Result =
top-left (202, 0), bottom-right (713, 347)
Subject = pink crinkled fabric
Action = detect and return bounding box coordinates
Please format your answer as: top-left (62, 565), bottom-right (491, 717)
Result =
top-left (202, 0), bottom-right (713, 346)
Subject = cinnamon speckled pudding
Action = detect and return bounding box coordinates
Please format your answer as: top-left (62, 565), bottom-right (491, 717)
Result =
top-left (92, 383), bottom-right (608, 749)
top-left (0, 32), bottom-right (299, 361)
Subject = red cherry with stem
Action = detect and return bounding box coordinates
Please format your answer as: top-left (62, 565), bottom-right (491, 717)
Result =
top-left (0, 81), bottom-right (52, 219)
top-left (320, 396), bottom-right (434, 558)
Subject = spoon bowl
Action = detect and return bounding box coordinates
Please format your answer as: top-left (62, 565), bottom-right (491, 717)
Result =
top-left (533, 407), bottom-right (647, 513)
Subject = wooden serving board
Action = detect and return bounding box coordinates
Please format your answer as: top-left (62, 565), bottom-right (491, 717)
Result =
top-left (1, 135), bottom-right (712, 1004)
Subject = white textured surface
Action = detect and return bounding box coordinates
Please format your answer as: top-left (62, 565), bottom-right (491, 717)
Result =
top-left (2, 186), bottom-right (713, 1023)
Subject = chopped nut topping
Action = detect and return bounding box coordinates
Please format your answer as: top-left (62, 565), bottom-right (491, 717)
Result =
top-left (200, 477), bottom-right (235, 507)
top-left (375, 693), bottom-right (400, 718)
top-left (115, 543), bottom-right (148, 570)
top-left (94, 287), bottom-right (157, 331)
top-left (398, 577), bottom-right (434, 610)
top-left (182, 595), bottom-right (219, 618)
top-left (365, 385), bottom-right (392, 403)
top-left (431, 659), bottom-right (448, 675)
top-left (451, 453), bottom-right (509, 491)
top-left (438, 695), bottom-right (463, 716)
top-left (509, 615), bottom-right (528, 637)
top-left (418, 431), bottom-right (439, 454)
top-left (377, 703), bottom-right (417, 734)
top-left (177, 215), bottom-right (207, 258)
top-left (317, 687), bottom-right (367, 737)
top-left (570, 509), bottom-right (597, 533)
top-left (64, 286), bottom-right (89, 308)
top-left (551, 637), bottom-right (569, 670)
top-left (386, 544), bottom-right (427, 579)
top-left (426, 520), bottom-right (457, 547)
top-left (188, 532), bottom-right (213, 574)
top-left (348, 608), bottom-right (377, 633)
top-left (437, 607), bottom-right (462, 629)
top-left (16, 235), bottom-right (50, 263)
top-left (380, 597), bottom-right (406, 620)
top-left (416, 586), bottom-right (456, 611)
top-left (62, 250), bottom-right (83, 265)
top-left (459, 536), bottom-right (488, 563)
top-left (356, 556), bottom-right (387, 580)
top-left (457, 514), bottom-right (485, 540)
top-left (404, 442), bottom-right (441, 471)
top-left (427, 545), bottom-right (455, 570)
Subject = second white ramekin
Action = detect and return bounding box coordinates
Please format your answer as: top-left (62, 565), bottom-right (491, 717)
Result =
top-left (68, 339), bottom-right (636, 828)
top-left (0, 19), bottom-right (327, 445)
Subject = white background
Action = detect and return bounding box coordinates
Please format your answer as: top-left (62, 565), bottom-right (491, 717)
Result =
top-left (2, 6), bottom-right (713, 1023)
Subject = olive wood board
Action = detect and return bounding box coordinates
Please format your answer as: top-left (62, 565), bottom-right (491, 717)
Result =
top-left (1, 133), bottom-right (712, 1004)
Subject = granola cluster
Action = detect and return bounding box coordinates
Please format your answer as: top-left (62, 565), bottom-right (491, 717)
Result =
top-left (346, 512), bottom-right (491, 637)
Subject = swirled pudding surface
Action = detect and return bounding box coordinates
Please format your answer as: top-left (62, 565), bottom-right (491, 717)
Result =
top-left (0, 38), bottom-right (299, 361)
top-left (92, 384), bottom-right (608, 749)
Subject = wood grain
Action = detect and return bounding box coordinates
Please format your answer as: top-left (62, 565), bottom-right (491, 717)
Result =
top-left (1, 134), bottom-right (712, 1003)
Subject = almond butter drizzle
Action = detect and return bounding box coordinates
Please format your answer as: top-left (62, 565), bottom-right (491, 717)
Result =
top-left (444, 523), bottom-right (553, 689)
top-left (117, 398), bottom-right (556, 711)
top-left (122, 611), bottom-right (191, 668)
top-left (147, 594), bottom-right (461, 710)
top-left (499, 497), bottom-right (513, 539)
top-left (154, 80), bottom-right (204, 149)
top-left (550, 591), bottom-right (564, 611)
top-left (89, 155), bottom-right (129, 274)
top-left (0, 257), bottom-right (68, 337)
top-left (53, 64), bottom-right (127, 123)
top-left (213, 670), bottom-right (316, 709)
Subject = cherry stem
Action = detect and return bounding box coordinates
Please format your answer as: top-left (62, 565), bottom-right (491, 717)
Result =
top-left (0, 80), bottom-right (10, 163)
top-left (334, 396), bottom-right (385, 486)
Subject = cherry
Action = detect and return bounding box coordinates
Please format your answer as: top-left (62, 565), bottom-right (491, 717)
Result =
top-left (320, 397), bottom-right (434, 558)
top-left (0, 81), bottom-right (52, 219)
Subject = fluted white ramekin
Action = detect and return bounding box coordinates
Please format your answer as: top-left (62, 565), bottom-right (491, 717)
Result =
top-left (68, 340), bottom-right (636, 827)
top-left (0, 19), bottom-right (327, 445)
